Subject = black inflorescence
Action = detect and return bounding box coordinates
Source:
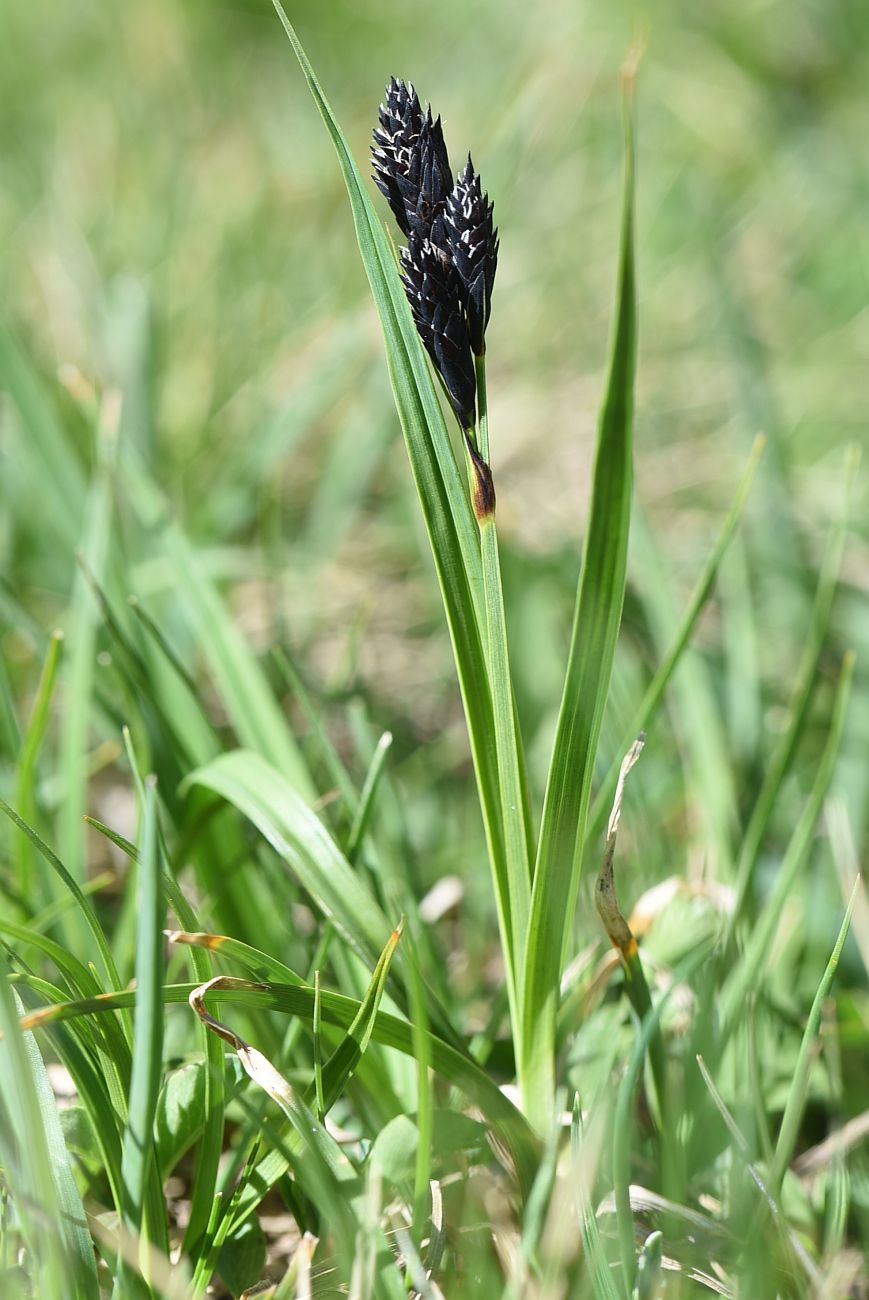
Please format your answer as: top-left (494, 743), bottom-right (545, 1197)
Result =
top-left (445, 156), bottom-right (499, 358)
top-left (400, 233), bottom-right (477, 431)
top-left (372, 80), bottom-right (453, 243)
top-left (372, 78), bottom-right (499, 430)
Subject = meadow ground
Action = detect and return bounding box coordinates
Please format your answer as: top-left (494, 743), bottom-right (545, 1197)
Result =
top-left (1, 1), bottom-right (868, 1295)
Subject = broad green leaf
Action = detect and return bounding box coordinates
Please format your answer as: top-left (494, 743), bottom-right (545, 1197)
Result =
top-left (371, 1110), bottom-right (488, 1186)
top-left (156, 1062), bottom-right (207, 1178)
top-left (520, 76), bottom-right (637, 1130)
top-left (59, 1105), bottom-right (104, 1181)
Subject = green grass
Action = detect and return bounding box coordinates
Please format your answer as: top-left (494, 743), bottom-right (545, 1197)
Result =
top-left (1, 0), bottom-right (868, 1295)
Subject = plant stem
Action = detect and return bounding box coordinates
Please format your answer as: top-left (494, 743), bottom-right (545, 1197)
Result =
top-left (469, 355), bottom-right (532, 1052)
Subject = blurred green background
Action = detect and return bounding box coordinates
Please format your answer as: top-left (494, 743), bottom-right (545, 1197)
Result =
top-left (2, 0), bottom-right (868, 1039)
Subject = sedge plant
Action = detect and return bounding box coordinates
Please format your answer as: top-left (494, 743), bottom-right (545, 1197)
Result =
top-left (370, 67), bottom-right (635, 1127)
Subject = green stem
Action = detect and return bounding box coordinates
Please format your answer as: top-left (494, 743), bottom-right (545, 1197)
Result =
top-left (469, 355), bottom-right (532, 1049)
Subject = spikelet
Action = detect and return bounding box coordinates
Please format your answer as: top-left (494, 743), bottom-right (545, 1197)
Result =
top-left (445, 156), bottom-right (499, 356)
top-left (400, 232), bottom-right (476, 430)
top-left (372, 80), bottom-right (452, 241)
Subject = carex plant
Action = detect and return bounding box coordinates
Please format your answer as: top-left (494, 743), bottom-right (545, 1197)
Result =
top-left (373, 77), bottom-right (533, 1061)
top-left (370, 73), bottom-right (636, 1126)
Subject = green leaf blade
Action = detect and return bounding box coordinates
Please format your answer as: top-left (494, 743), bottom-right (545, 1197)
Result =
top-left (520, 79), bottom-right (638, 1130)
top-left (117, 777), bottom-right (168, 1281)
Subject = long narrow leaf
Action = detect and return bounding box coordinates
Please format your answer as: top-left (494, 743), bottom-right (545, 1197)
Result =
top-left (586, 434), bottom-right (764, 845)
top-left (117, 777), bottom-right (168, 1289)
top-left (0, 799), bottom-right (121, 991)
top-left (731, 485), bottom-right (852, 922)
top-left (15, 629), bottom-right (64, 901)
top-left (320, 920), bottom-right (402, 1111)
top-left (115, 733), bottom-right (227, 1263)
top-left (0, 964), bottom-right (100, 1300)
top-left (520, 73), bottom-right (638, 1129)
top-left (772, 882), bottom-right (858, 1191)
top-left (121, 454), bottom-right (313, 800)
top-left (58, 415), bottom-right (113, 891)
top-left (720, 652), bottom-right (855, 1041)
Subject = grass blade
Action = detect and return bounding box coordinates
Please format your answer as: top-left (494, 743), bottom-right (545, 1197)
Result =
top-left (731, 485), bottom-right (852, 922)
top-left (0, 325), bottom-right (86, 547)
top-left (520, 68), bottom-right (638, 1129)
top-left (114, 731), bottom-right (227, 1265)
top-left (586, 434), bottom-right (764, 845)
top-left (188, 956), bottom-right (395, 1277)
top-left (117, 776), bottom-right (168, 1291)
top-left (121, 453), bottom-right (314, 799)
top-left (58, 394), bottom-right (116, 893)
top-left (612, 950), bottom-right (706, 1297)
top-left (772, 881), bottom-right (858, 1191)
top-left (720, 651), bottom-right (855, 1042)
top-left (320, 920), bottom-right (403, 1111)
top-left (0, 963), bottom-right (100, 1299)
top-left (346, 730), bottom-right (392, 861)
top-left (15, 629), bottom-right (64, 902)
top-left (0, 799), bottom-right (121, 992)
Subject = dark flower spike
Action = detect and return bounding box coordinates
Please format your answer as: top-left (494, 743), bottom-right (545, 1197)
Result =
top-left (401, 232), bottom-right (476, 430)
top-left (372, 80), bottom-right (452, 242)
top-left (372, 78), bottom-right (424, 236)
top-left (445, 155), bottom-right (499, 355)
top-left (399, 108), bottom-right (453, 241)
